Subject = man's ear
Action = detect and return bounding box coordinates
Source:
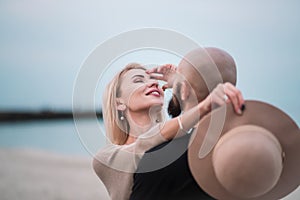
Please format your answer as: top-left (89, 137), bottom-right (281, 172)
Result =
top-left (116, 98), bottom-right (126, 111)
top-left (181, 81), bottom-right (190, 101)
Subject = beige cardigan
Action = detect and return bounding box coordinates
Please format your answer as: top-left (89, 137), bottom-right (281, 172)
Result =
top-left (93, 124), bottom-right (167, 200)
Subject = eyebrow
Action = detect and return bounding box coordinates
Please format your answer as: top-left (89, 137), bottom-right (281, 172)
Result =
top-left (131, 75), bottom-right (145, 79)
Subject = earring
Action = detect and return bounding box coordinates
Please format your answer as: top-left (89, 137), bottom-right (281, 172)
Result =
top-left (120, 111), bottom-right (125, 121)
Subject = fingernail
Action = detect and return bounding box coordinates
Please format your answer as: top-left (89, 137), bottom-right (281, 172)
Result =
top-left (237, 109), bottom-right (242, 115)
top-left (241, 104), bottom-right (246, 111)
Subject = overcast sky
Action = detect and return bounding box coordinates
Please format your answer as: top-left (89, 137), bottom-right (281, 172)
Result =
top-left (0, 0), bottom-right (299, 124)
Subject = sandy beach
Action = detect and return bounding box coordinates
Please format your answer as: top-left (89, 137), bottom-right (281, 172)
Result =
top-left (0, 148), bottom-right (110, 200)
top-left (0, 148), bottom-right (299, 200)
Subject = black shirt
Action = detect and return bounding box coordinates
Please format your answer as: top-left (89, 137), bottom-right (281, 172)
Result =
top-left (130, 134), bottom-right (215, 200)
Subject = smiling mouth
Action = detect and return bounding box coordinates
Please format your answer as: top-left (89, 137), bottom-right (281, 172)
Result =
top-left (146, 90), bottom-right (161, 97)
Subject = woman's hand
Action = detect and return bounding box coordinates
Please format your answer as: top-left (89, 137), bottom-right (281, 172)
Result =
top-left (202, 82), bottom-right (245, 115)
top-left (146, 64), bottom-right (178, 91)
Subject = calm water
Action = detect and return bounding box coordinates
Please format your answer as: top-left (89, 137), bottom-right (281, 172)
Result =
top-left (0, 119), bottom-right (106, 156)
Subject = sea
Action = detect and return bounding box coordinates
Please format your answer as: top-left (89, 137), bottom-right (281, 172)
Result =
top-left (0, 119), bottom-right (106, 156)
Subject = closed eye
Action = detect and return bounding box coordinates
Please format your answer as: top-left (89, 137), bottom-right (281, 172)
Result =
top-left (133, 78), bottom-right (144, 83)
top-left (132, 74), bottom-right (145, 83)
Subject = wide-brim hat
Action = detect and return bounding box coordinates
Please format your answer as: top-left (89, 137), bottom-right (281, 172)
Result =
top-left (188, 100), bottom-right (300, 200)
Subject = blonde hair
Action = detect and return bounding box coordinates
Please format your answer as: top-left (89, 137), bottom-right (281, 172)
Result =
top-left (102, 63), bottom-right (147, 145)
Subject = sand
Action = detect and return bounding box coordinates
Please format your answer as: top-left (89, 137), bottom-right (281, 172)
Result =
top-left (0, 148), bottom-right (110, 200)
top-left (0, 148), bottom-right (299, 200)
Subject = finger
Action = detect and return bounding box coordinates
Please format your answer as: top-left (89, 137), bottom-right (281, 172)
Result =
top-left (225, 83), bottom-right (245, 109)
top-left (158, 64), bottom-right (172, 74)
top-left (146, 66), bottom-right (160, 74)
top-left (214, 84), bottom-right (224, 98)
top-left (166, 64), bottom-right (176, 71)
top-left (157, 65), bottom-right (166, 73)
top-left (211, 85), bottom-right (226, 104)
top-left (168, 64), bottom-right (177, 72)
top-left (225, 89), bottom-right (240, 114)
top-left (158, 64), bottom-right (176, 73)
top-left (213, 93), bottom-right (226, 108)
top-left (211, 84), bottom-right (225, 100)
top-left (162, 63), bottom-right (174, 68)
top-left (224, 84), bottom-right (242, 114)
top-left (149, 73), bottom-right (165, 81)
top-left (162, 84), bottom-right (170, 91)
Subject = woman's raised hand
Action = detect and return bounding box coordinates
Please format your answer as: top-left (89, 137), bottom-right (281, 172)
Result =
top-left (147, 64), bottom-right (245, 115)
top-left (146, 64), bottom-right (178, 91)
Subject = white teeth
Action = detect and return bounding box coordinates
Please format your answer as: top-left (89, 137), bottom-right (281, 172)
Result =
top-left (151, 91), bottom-right (160, 95)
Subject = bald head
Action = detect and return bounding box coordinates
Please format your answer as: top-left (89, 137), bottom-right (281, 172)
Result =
top-left (177, 47), bottom-right (237, 102)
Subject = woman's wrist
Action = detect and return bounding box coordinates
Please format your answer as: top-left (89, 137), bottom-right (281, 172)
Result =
top-left (160, 100), bottom-right (211, 140)
top-left (198, 100), bottom-right (211, 119)
top-left (177, 116), bottom-right (192, 134)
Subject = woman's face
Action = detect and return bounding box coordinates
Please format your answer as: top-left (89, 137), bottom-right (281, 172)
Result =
top-left (118, 68), bottom-right (164, 112)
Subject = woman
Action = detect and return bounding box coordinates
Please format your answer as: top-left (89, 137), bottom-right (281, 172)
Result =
top-left (93, 63), bottom-right (243, 200)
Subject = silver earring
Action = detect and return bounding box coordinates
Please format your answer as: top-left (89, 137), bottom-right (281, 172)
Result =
top-left (120, 112), bottom-right (125, 121)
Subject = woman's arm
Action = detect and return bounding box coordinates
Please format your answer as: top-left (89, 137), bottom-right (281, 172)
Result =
top-left (160, 100), bottom-right (208, 140)
top-left (160, 82), bottom-right (245, 140)
top-left (148, 64), bottom-right (245, 140)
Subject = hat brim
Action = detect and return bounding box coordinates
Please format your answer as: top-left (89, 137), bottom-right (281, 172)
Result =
top-left (188, 100), bottom-right (300, 200)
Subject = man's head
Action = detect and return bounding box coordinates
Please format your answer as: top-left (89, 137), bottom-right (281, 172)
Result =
top-left (168, 47), bottom-right (237, 117)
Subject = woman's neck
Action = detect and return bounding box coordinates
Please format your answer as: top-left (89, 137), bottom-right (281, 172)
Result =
top-left (125, 108), bottom-right (161, 143)
top-left (128, 112), bottom-right (155, 135)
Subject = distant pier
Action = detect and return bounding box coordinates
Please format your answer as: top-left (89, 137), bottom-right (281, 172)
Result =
top-left (0, 110), bottom-right (103, 122)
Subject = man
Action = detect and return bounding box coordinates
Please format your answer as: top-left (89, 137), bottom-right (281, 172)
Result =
top-left (167, 47), bottom-right (243, 118)
top-left (129, 47), bottom-right (245, 200)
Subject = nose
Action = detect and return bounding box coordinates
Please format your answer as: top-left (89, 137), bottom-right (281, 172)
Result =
top-left (147, 79), bottom-right (159, 88)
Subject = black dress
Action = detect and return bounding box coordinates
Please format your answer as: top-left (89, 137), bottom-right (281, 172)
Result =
top-left (130, 134), bottom-right (215, 200)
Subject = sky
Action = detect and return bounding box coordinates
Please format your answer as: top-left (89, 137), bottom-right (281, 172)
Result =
top-left (0, 0), bottom-right (299, 124)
